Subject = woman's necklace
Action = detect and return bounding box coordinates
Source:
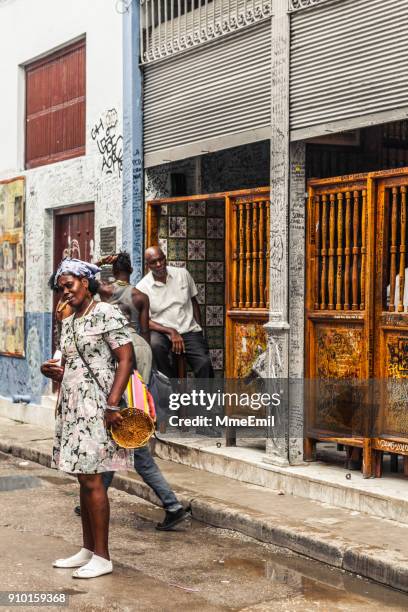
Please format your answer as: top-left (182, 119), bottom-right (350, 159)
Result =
top-left (75, 298), bottom-right (95, 320)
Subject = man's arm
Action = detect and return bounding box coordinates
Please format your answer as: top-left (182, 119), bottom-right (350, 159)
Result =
top-left (132, 288), bottom-right (151, 344)
top-left (191, 296), bottom-right (202, 327)
top-left (148, 320), bottom-right (185, 355)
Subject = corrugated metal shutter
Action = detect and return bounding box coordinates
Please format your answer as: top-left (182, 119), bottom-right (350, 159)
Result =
top-left (290, 0), bottom-right (408, 135)
top-left (143, 21), bottom-right (271, 167)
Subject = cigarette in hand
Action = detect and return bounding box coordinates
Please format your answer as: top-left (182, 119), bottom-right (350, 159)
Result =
top-left (57, 299), bottom-right (69, 313)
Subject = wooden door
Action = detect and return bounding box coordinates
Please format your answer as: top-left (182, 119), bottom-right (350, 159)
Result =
top-left (225, 190), bottom-right (270, 377)
top-left (305, 174), bottom-right (375, 475)
top-left (54, 204), bottom-right (95, 266)
top-left (53, 203), bottom-right (94, 350)
top-left (372, 171), bottom-right (408, 462)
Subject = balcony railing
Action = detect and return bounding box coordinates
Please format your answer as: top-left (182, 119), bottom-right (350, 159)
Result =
top-left (289, 0), bottom-right (328, 10)
top-left (140, 0), bottom-right (272, 64)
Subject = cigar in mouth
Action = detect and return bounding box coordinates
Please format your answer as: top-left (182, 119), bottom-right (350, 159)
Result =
top-left (57, 299), bottom-right (70, 313)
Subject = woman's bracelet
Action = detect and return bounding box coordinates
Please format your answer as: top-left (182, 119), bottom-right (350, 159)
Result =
top-left (105, 405), bottom-right (121, 412)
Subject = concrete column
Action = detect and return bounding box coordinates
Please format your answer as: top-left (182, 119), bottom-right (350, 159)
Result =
top-left (122, 0), bottom-right (144, 283)
top-left (263, 0), bottom-right (291, 466)
top-left (288, 141), bottom-right (306, 464)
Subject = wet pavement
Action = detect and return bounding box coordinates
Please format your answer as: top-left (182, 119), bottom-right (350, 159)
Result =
top-left (0, 451), bottom-right (407, 612)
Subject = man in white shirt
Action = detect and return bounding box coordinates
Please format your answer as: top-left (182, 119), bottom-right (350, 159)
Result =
top-left (136, 246), bottom-right (214, 379)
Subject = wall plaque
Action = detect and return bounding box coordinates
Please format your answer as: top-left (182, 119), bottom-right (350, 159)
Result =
top-left (99, 226), bottom-right (116, 282)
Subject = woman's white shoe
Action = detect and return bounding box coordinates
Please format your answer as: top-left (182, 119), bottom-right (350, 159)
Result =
top-left (72, 555), bottom-right (113, 579)
top-left (53, 548), bottom-right (93, 568)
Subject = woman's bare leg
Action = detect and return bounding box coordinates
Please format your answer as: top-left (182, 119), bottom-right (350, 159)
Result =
top-left (78, 479), bottom-right (94, 552)
top-left (77, 474), bottom-right (110, 560)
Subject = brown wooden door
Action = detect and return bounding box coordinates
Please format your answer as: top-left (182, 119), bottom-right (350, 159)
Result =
top-left (372, 171), bottom-right (408, 457)
top-left (52, 204), bottom-right (94, 351)
top-left (305, 174), bottom-right (375, 473)
top-left (224, 190), bottom-right (270, 377)
top-left (54, 204), bottom-right (95, 266)
top-left (306, 167), bottom-right (408, 475)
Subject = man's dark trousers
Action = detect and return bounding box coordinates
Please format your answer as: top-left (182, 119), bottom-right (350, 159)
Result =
top-left (150, 330), bottom-right (214, 378)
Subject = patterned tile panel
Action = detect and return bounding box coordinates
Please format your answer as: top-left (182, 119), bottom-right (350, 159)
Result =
top-left (158, 238), bottom-right (168, 256)
top-left (157, 203), bottom-right (225, 376)
top-left (168, 216), bottom-right (187, 238)
top-left (196, 283), bottom-right (206, 304)
top-left (188, 201), bottom-right (206, 216)
top-left (206, 305), bottom-right (224, 326)
top-left (207, 218), bottom-right (224, 239)
top-left (167, 238), bottom-right (186, 260)
top-left (206, 239), bottom-right (224, 261)
top-left (188, 239), bottom-right (206, 260)
top-left (207, 262), bottom-right (224, 283)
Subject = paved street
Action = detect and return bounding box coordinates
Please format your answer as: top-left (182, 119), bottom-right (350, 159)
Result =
top-left (0, 451), bottom-right (407, 612)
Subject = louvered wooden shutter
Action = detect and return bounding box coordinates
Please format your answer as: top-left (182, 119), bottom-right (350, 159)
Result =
top-left (25, 39), bottom-right (86, 169)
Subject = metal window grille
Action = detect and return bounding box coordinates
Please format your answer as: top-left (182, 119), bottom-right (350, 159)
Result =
top-left (289, 0), bottom-right (331, 10)
top-left (140, 0), bottom-right (272, 63)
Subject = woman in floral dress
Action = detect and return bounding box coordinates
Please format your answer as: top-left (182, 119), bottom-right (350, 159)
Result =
top-left (41, 259), bottom-right (134, 579)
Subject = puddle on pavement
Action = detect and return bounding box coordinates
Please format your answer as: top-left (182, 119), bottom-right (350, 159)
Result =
top-left (217, 555), bottom-right (408, 608)
top-left (0, 475), bottom-right (42, 492)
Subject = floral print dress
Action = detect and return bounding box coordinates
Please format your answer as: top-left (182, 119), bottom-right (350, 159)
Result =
top-left (52, 301), bottom-right (134, 474)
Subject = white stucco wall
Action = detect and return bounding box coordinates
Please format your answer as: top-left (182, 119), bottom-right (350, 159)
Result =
top-left (0, 0), bottom-right (124, 314)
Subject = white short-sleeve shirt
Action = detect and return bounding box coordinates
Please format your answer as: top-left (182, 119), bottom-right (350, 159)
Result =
top-left (136, 266), bottom-right (201, 334)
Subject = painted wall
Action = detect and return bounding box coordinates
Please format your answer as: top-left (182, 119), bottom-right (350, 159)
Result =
top-left (0, 0), bottom-right (125, 401)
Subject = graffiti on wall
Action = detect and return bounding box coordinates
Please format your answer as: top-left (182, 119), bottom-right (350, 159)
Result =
top-left (91, 109), bottom-right (123, 177)
top-left (0, 176), bottom-right (25, 356)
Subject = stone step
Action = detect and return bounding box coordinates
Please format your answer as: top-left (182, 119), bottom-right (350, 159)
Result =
top-left (154, 436), bottom-right (408, 525)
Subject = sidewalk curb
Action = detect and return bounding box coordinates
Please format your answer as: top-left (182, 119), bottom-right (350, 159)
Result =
top-left (1, 439), bottom-right (407, 593)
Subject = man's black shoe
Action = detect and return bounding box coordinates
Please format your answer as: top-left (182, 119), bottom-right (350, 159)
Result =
top-left (156, 507), bottom-right (191, 531)
top-left (74, 505), bottom-right (81, 517)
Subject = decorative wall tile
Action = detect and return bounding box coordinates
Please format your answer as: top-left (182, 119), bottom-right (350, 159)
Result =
top-left (207, 218), bottom-right (224, 239)
top-left (188, 201), bottom-right (206, 216)
top-left (210, 349), bottom-right (224, 370)
top-left (188, 216), bottom-right (205, 238)
top-left (207, 262), bottom-right (224, 282)
top-left (187, 260), bottom-right (206, 282)
top-left (188, 239), bottom-right (205, 260)
top-left (168, 216), bottom-right (187, 238)
top-left (158, 215), bottom-right (168, 238)
top-left (159, 238), bottom-right (168, 256)
top-left (172, 202), bottom-right (187, 216)
top-left (167, 238), bottom-right (186, 260)
top-left (206, 239), bottom-right (224, 261)
top-left (206, 283), bottom-right (224, 305)
top-left (206, 305), bottom-right (224, 326)
top-left (196, 283), bottom-right (205, 304)
top-left (206, 326), bottom-right (224, 348)
top-left (206, 202), bottom-right (224, 217)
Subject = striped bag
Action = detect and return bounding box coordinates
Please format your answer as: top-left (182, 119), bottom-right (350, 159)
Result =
top-left (126, 370), bottom-right (156, 422)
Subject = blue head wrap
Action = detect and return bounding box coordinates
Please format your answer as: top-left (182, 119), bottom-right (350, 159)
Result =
top-left (54, 258), bottom-right (101, 285)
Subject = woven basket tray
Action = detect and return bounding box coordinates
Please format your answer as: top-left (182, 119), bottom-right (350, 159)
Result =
top-left (111, 408), bottom-right (155, 449)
